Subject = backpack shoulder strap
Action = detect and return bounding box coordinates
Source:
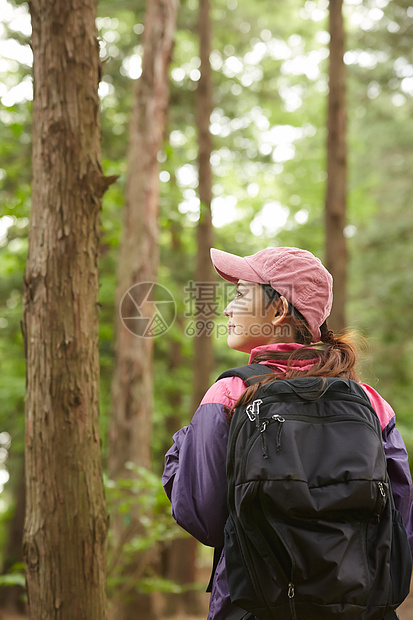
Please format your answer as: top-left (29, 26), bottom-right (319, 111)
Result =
top-left (216, 363), bottom-right (274, 386)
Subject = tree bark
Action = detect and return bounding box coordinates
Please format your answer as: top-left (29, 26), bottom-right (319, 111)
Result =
top-left (325, 0), bottom-right (347, 332)
top-left (108, 1), bottom-right (178, 618)
top-left (162, 223), bottom-right (200, 616)
top-left (191, 0), bottom-right (214, 414)
top-left (161, 5), bottom-right (215, 605)
top-left (22, 0), bottom-right (113, 617)
top-left (109, 0), bottom-right (179, 481)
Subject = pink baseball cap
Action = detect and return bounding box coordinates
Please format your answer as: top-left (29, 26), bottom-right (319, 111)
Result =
top-left (210, 247), bottom-right (333, 342)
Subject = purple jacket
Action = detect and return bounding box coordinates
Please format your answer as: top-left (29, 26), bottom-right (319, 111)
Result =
top-left (163, 344), bottom-right (413, 620)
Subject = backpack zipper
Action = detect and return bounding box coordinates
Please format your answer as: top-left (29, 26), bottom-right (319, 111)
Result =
top-left (244, 396), bottom-right (377, 460)
top-left (245, 397), bottom-right (380, 436)
top-left (272, 415), bottom-right (285, 452)
top-left (246, 399), bottom-right (285, 456)
top-left (372, 481), bottom-right (387, 521)
top-left (249, 395), bottom-right (379, 432)
top-left (288, 582), bottom-right (297, 620)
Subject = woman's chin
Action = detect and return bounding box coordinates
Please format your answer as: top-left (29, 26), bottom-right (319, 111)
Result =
top-left (227, 334), bottom-right (250, 354)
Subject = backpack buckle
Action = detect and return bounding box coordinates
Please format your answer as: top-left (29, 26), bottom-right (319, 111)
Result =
top-left (246, 399), bottom-right (263, 422)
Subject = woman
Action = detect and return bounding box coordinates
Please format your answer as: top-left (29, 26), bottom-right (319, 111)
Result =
top-left (163, 246), bottom-right (413, 620)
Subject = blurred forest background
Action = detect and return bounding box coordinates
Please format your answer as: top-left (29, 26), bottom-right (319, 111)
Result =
top-left (1, 0), bottom-right (413, 617)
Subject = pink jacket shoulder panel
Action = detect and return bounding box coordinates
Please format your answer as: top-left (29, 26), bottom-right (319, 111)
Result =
top-left (200, 377), bottom-right (246, 411)
top-left (360, 383), bottom-right (395, 431)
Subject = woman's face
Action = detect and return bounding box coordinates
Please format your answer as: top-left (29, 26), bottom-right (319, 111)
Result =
top-left (224, 279), bottom-right (292, 353)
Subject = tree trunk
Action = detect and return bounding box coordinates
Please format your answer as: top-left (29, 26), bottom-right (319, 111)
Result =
top-left (325, 0), bottom-right (347, 332)
top-left (108, 1), bottom-right (178, 618)
top-left (22, 1), bottom-right (113, 617)
top-left (162, 223), bottom-right (200, 616)
top-left (191, 0), bottom-right (214, 414)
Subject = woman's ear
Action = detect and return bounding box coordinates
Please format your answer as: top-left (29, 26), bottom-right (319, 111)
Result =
top-left (271, 296), bottom-right (289, 325)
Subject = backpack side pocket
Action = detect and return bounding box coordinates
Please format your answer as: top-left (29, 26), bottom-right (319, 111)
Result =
top-left (389, 508), bottom-right (412, 606)
top-left (224, 515), bottom-right (258, 609)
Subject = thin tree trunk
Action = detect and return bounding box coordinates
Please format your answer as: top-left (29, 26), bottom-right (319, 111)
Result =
top-left (108, 1), bottom-right (178, 618)
top-left (163, 320), bottom-right (198, 617)
top-left (162, 222), bottom-right (200, 616)
top-left (191, 0), bottom-right (214, 414)
top-left (173, 3), bottom-right (216, 607)
top-left (325, 0), bottom-right (347, 332)
top-left (22, 0), bottom-right (113, 616)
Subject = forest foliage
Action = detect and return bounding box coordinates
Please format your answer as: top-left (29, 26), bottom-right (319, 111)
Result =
top-left (0, 0), bottom-right (413, 585)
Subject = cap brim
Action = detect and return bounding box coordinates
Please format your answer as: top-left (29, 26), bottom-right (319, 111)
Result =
top-left (210, 248), bottom-right (267, 284)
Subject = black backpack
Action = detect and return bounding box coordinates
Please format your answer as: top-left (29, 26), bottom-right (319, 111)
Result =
top-left (216, 364), bottom-right (412, 620)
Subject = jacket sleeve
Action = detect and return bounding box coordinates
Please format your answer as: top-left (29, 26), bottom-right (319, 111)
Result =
top-left (382, 418), bottom-right (413, 553)
top-left (361, 383), bottom-right (413, 553)
top-left (361, 383), bottom-right (413, 552)
top-left (162, 381), bottom-right (237, 548)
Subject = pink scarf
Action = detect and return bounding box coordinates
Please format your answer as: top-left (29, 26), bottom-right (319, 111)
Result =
top-left (248, 342), bottom-right (319, 374)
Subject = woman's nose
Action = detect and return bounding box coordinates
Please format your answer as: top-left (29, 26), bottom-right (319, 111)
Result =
top-left (224, 300), bottom-right (233, 317)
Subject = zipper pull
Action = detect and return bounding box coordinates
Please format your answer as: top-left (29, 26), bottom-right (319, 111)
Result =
top-left (374, 482), bottom-right (387, 522)
top-left (260, 420), bottom-right (269, 459)
top-left (288, 582), bottom-right (295, 598)
top-left (272, 415), bottom-right (285, 452)
top-left (246, 398), bottom-right (263, 422)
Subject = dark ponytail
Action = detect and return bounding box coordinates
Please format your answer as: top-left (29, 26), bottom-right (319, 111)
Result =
top-left (320, 321), bottom-right (335, 344)
top-left (224, 285), bottom-right (359, 421)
